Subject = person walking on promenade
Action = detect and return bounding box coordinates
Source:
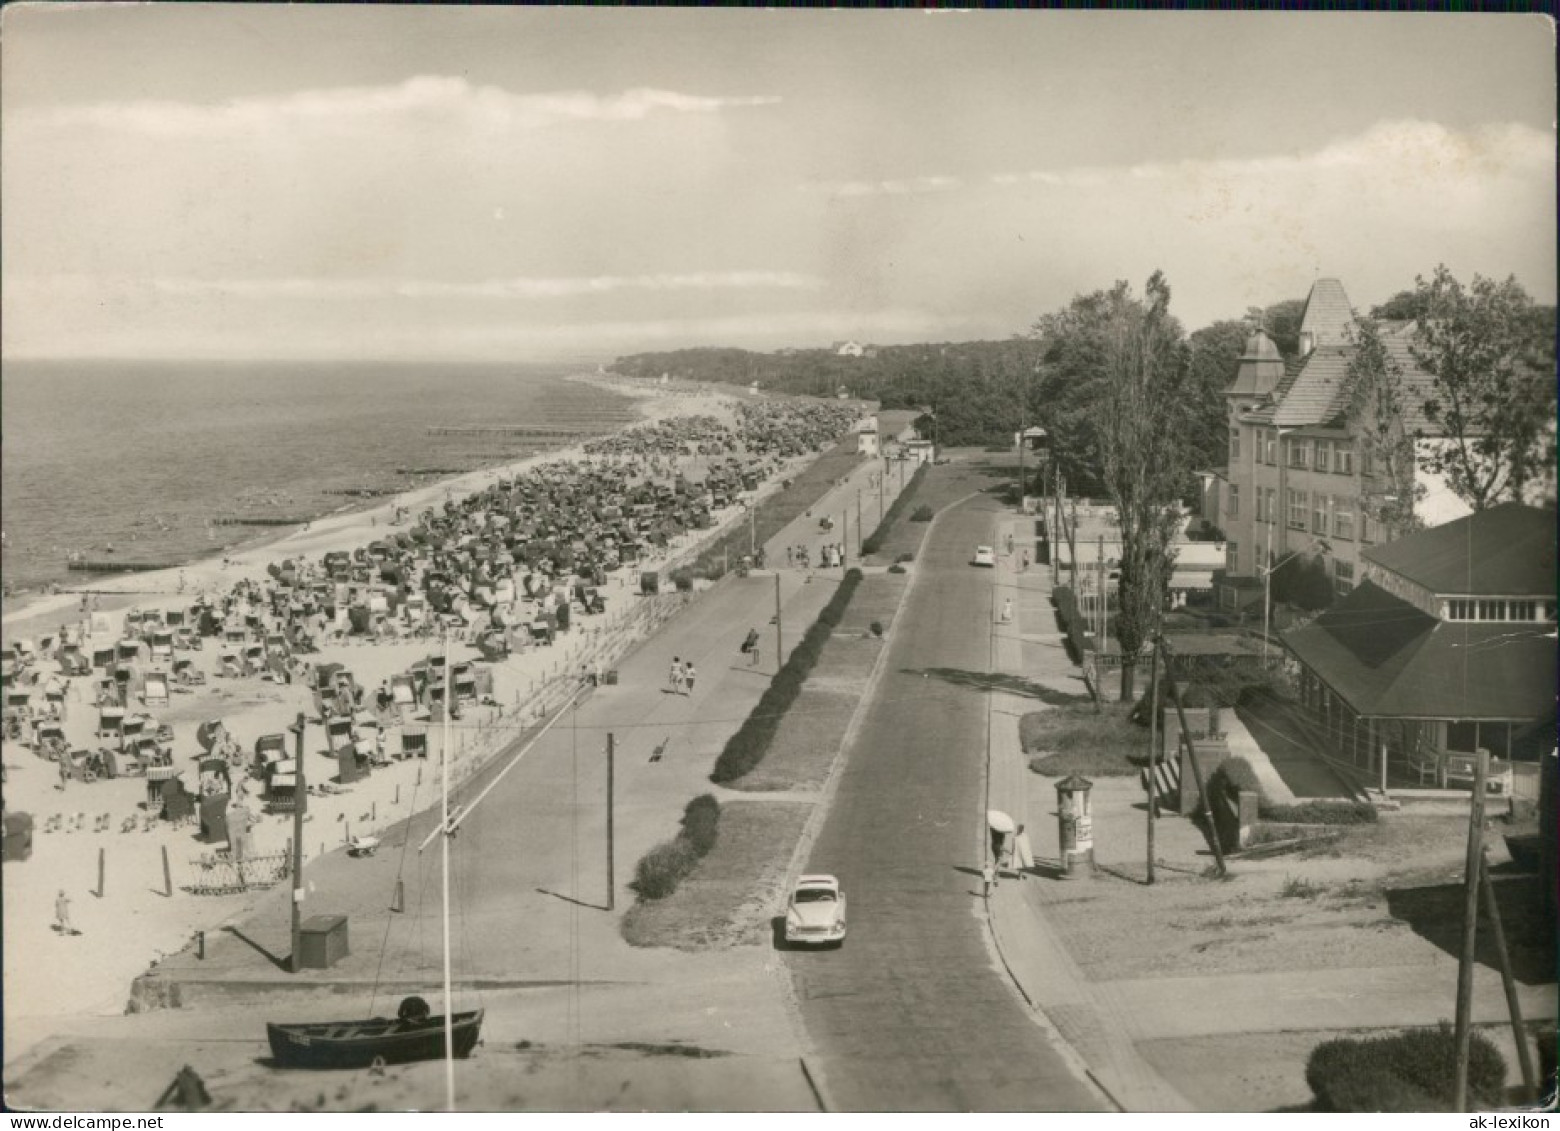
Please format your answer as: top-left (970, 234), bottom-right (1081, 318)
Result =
top-left (1021, 549), bottom-right (1030, 572)
top-left (1000, 597), bottom-right (1013, 624)
top-left (981, 859), bottom-right (996, 900)
top-left (55, 889), bottom-right (77, 935)
top-left (669, 657), bottom-right (684, 696)
top-left (683, 661), bottom-right (696, 696)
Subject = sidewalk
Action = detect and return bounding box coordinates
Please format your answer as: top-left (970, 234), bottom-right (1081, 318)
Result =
top-left (981, 510), bottom-right (1557, 1113)
top-left (982, 517), bottom-right (1196, 1112)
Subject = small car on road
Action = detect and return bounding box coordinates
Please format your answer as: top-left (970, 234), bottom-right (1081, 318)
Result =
top-left (785, 874), bottom-right (847, 947)
top-left (971, 545), bottom-right (996, 567)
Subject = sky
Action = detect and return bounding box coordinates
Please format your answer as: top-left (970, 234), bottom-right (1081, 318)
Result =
top-left (2, 6), bottom-right (1554, 362)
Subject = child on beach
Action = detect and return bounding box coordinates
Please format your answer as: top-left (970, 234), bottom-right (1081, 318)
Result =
top-left (55, 889), bottom-right (77, 935)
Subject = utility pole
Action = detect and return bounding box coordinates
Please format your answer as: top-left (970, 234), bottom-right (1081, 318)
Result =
top-left (606, 733), bottom-right (616, 911)
top-left (1479, 847), bottom-right (1538, 1100)
top-left (1453, 750), bottom-right (1489, 1111)
top-left (289, 711), bottom-right (306, 973)
top-left (1097, 535), bottom-right (1107, 649)
top-left (842, 508), bottom-right (848, 570)
top-left (773, 572), bottom-right (783, 673)
top-left (857, 490), bottom-right (863, 556)
top-left (749, 506), bottom-right (756, 559)
top-left (1146, 644), bottom-right (1160, 884)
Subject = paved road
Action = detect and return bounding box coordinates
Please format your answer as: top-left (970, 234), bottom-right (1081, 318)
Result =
top-left (787, 484), bottom-right (1105, 1112)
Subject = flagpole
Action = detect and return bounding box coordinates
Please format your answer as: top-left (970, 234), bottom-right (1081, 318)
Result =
top-left (442, 632), bottom-right (455, 1113)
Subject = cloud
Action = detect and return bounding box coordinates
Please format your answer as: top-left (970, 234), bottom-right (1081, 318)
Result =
top-left (28, 77), bottom-right (781, 137)
top-left (808, 120), bottom-right (1552, 198)
top-left (8, 271), bottom-right (824, 301)
top-left (806, 175), bottom-right (964, 198)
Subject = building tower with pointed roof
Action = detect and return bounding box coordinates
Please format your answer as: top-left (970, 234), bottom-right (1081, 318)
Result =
top-left (1204, 277), bottom-right (1472, 615)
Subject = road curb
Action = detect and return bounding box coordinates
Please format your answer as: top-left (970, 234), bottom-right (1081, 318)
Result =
top-left (779, 487), bottom-right (982, 893)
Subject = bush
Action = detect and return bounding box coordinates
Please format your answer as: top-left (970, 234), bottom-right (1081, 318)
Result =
top-left (1207, 756), bottom-right (1262, 802)
top-left (895, 552), bottom-right (914, 563)
top-left (1306, 1024), bottom-right (1506, 1111)
top-left (910, 504), bottom-right (935, 522)
top-left (710, 569), bottom-right (864, 783)
top-left (632, 840), bottom-right (698, 901)
top-left (668, 567), bottom-right (695, 592)
top-left (887, 564), bottom-right (906, 574)
top-left (869, 620), bottom-right (884, 637)
top-left (629, 795), bottom-right (723, 902)
top-left (1261, 800), bottom-right (1378, 825)
top-left (680, 794), bottom-right (720, 857)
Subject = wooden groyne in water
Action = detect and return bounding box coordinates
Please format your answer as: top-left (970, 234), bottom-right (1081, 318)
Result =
top-left (426, 424), bottom-right (612, 438)
top-left (67, 560), bottom-right (182, 574)
top-left (212, 517), bottom-right (312, 527)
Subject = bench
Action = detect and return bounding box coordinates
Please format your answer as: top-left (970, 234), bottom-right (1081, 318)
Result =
top-left (1442, 750), bottom-right (1515, 796)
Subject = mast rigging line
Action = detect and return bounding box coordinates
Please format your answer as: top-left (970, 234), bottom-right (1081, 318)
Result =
top-left (417, 682), bottom-right (591, 853)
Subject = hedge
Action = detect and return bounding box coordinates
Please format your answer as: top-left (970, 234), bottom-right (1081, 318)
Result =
top-left (630, 794), bottom-right (723, 901)
top-left (861, 464), bottom-right (927, 556)
top-left (1207, 756), bottom-right (1263, 803)
top-left (710, 568), bottom-right (864, 784)
top-left (1306, 1024), bottom-right (1506, 1111)
top-left (1261, 800), bottom-right (1378, 825)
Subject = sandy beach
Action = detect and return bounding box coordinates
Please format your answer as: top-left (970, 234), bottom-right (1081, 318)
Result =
top-left (0, 376), bottom-right (853, 1062)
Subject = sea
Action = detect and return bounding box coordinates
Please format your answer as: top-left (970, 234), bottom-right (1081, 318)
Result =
top-left (0, 359), bottom-right (636, 596)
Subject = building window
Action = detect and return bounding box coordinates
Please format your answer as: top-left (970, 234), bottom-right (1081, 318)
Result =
top-left (1315, 440), bottom-right (1332, 472)
top-left (1313, 495), bottom-right (1328, 533)
top-left (1287, 439), bottom-right (1311, 469)
top-left (1360, 447), bottom-right (1375, 476)
top-left (1227, 484), bottom-right (1239, 518)
top-left (1334, 444), bottom-right (1354, 475)
top-left (1334, 559), bottom-right (1355, 595)
top-left (1229, 431), bottom-right (1241, 460)
top-left (1477, 599), bottom-right (1507, 621)
top-left (1546, 601), bottom-right (1557, 622)
top-left (1360, 512), bottom-right (1376, 544)
top-left (1287, 489), bottom-right (1308, 531)
top-left (1333, 500), bottom-right (1354, 540)
top-left (1447, 599), bottom-right (1475, 621)
top-left (1509, 600), bottom-right (1537, 621)
top-left (1263, 430), bottom-right (1277, 465)
top-left (1227, 541), bottom-right (1239, 574)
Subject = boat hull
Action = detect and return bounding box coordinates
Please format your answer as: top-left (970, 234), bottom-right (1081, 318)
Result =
top-left (266, 1009), bottom-right (484, 1069)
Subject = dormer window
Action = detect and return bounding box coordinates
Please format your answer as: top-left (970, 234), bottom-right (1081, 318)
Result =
top-left (1299, 330), bottom-right (1315, 357)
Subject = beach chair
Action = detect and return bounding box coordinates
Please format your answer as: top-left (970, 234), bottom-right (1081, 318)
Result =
top-left (143, 671), bottom-right (170, 708)
top-left (401, 729), bottom-right (428, 760)
top-left (97, 706), bottom-right (126, 742)
top-left (219, 653), bottom-right (243, 679)
top-left (117, 639), bottom-right (142, 663)
top-left (326, 715), bottom-right (356, 753)
top-left (390, 674), bottom-right (417, 709)
top-left (149, 632), bottom-right (175, 663)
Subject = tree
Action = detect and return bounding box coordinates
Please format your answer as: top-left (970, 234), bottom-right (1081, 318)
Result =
top-left (1185, 319), bottom-right (1251, 474)
top-left (1260, 298), bottom-right (1308, 360)
top-left (1092, 271), bottom-right (1192, 701)
top-left (1407, 266), bottom-right (1556, 509)
top-left (1344, 316), bottom-right (1425, 537)
top-left (1370, 289), bottom-right (1430, 321)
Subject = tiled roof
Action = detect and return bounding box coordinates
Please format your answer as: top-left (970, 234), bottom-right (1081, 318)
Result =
top-left (1283, 580), bottom-right (1556, 720)
top-left (1298, 278), bottom-right (1354, 348)
top-left (1363, 502), bottom-right (1557, 595)
top-left (1272, 322), bottom-right (1439, 431)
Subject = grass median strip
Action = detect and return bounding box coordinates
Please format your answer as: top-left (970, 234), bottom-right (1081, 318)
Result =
top-left (860, 463), bottom-right (926, 557)
top-left (709, 568), bottom-right (863, 785)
